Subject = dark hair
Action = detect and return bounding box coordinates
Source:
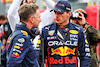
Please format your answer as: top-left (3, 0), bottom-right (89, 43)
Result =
top-left (82, 12), bottom-right (87, 19)
top-left (0, 15), bottom-right (7, 20)
top-left (18, 3), bottom-right (39, 22)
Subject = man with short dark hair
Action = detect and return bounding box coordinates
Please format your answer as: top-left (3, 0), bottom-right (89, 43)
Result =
top-left (39, 1), bottom-right (91, 67)
top-left (1, 4), bottom-right (41, 67)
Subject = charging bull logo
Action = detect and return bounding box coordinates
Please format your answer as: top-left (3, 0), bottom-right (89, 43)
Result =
top-left (12, 52), bottom-right (19, 58)
top-left (51, 46), bottom-right (75, 56)
top-left (7, 37), bottom-right (11, 43)
top-left (21, 30), bottom-right (28, 37)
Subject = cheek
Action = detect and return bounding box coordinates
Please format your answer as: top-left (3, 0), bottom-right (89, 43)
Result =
top-left (61, 15), bottom-right (67, 20)
top-left (39, 18), bottom-right (41, 22)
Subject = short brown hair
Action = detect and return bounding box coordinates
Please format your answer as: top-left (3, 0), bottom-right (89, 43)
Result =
top-left (0, 15), bottom-right (7, 20)
top-left (18, 3), bottom-right (39, 22)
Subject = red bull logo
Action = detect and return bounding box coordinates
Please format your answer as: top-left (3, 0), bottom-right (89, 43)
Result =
top-left (7, 37), bottom-right (11, 43)
top-left (58, 3), bottom-right (65, 7)
top-left (50, 56), bottom-right (77, 64)
top-left (21, 30), bottom-right (28, 37)
top-left (12, 52), bottom-right (19, 58)
top-left (6, 44), bottom-right (9, 50)
top-left (51, 46), bottom-right (75, 56)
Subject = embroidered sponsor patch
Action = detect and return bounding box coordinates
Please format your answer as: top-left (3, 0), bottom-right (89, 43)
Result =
top-left (7, 37), bottom-right (11, 43)
top-left (51, 46), bottom-right (75, 56)
top-left (47, 36), bottom-right (56, 40)
top-left (65, 28), bottom-right (69, 32)
top-left (14, 45), bottom-right (23, 50)
top-left (21, 30), bottom-right (28, 37)
top-left (59, 26), bottom-right (65, 29)
top-left (35, 39), bottom-right (41, 48)
top-left (48, 41), bottom-right (78, 46)
top-left (6, 44), bottom-right (9, 50)
top-left (50, 56), bottom-right (77, 64)
top-left (85, 53), bottom-right (91, 57)
top-left (48, 30), bottom-right (55, 36)
top-left (85, 39), bottom-right (88, 44)
top-left (65, 33), bottom-right (67, 35)
top-left (37, 40), bottom-right (41, 44)
top-left (18, 38), bottom-right (25, 43)
top-left (15, 43), bottom-right (23, 46)
top-left (69, 30), bottom-right (78, 34)
top-left (12, 52), bottom-right (19, 58)
top-left (13, 49), bottom-right (22, 53)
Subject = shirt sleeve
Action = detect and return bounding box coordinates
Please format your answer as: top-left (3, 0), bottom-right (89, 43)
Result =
top-left (7, 0), bottom-right (22, 32)
top-left (86, 25), bottom-right (100, 45)
top-left (7, 35), bottom-right (31, 67)
top-left (43, 0), bottom-right (55, 10)
top-left (78, 28), bottom-right (91, 67)
top-left (38, 0), bottom-right (55, 32)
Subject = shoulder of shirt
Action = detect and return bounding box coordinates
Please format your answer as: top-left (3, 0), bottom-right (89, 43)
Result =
top-left (43, 22), bottom-right (56, 29)
top-left (70, 22), bottom-right (79, 27)
top-left (70, 22), bottom-right (83, 30)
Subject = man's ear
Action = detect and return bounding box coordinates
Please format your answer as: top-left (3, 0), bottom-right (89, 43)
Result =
top-left (68, 12), bottom-right (72, 17)
top-left (28, 16), bottom-right (35, 23)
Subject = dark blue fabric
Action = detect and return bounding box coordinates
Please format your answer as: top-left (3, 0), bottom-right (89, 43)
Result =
top-left (39, 21), bottom-right (91, 67)
top-left (1, 24), bottom-right (39, 67)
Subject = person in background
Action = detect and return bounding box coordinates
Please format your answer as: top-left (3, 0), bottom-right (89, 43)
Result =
top-left (1, 3), bottom-right (41, 67)
top-left (39, 1), bottom-right (91, 67)
top-left (0, 15), bottom-right (12, 53)
top-left (7, 0), bottom-right (55, 51)
top-left (7, 0), bottom-right (55, 32)
top-left (71, 8), bottom-right (100, 67)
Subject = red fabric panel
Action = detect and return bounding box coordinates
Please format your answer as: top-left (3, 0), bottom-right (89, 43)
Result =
top-left (86, 5), bottom-right (100, 29)
top-left (86, 5), bottom-right (100, 60)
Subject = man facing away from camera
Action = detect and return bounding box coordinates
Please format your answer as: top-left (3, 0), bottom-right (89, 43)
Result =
top-left (39, 0), bottom-right (91, 67)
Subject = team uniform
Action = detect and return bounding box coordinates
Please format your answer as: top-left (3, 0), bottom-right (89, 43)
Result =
top-left (39, 21), bottom-right (91, 67)
top-left (1, 23), bottom-right (39, 67)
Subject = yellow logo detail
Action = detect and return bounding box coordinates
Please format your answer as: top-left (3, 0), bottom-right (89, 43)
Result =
top-left (37, 40), bottom-right (41, 44)
top-left (13, 52), bottom-right (19, 56)
top-left (14, 45), bottom-right (20, 49)
top-left (36, 45), bottom-right (40, 47)
top-left (51, 46), bottom-right (75, 56)
top-left (62, 4), bottom-right (65, 6)
top-left (85, 39), bottom-right (88, 44)
top-left (7, 37), bottom-right (11, 43)
top-left (21, 30), bottom-right (28, 37)
top-left (69, 30), bottom-right (78, 34)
